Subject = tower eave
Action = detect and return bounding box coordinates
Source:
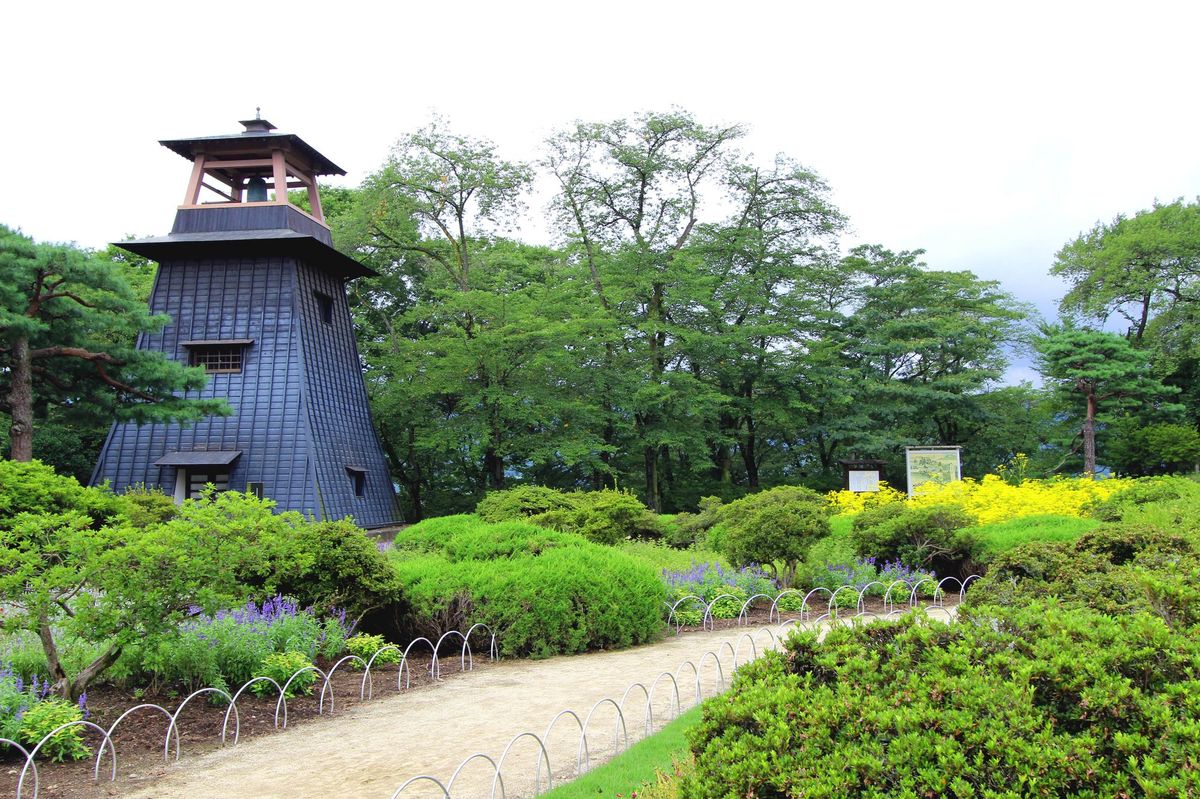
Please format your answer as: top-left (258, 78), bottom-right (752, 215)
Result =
top-left (115, 233), bottom-right (376, 279)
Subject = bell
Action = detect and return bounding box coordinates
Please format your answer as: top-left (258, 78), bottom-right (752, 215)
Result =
top-left (246, 176), bottom-right (268, 202)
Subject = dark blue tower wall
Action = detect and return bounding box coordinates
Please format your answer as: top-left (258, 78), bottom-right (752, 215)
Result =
top-left (93, 256), bottom-right (319, 515)
top-left (295, 263), bottom-right (397, 528)
top-left (92, 242), bottom-right (400, 528)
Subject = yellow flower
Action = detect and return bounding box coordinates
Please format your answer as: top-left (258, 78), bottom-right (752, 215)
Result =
top-left (828, 474), bottom-right (1128, 524)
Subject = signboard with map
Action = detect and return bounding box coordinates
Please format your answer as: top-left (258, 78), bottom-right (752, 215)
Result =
top-left (905, 447), bottom-right (962, 496)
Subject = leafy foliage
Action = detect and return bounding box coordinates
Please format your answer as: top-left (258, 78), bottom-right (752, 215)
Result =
top-left (1036, 324), bottom-right (1180, 476)
top-left (0, 467), bottom-right (382, 698)
top-left (389, 516), bottom-right (664, 657)
top-left (530, 489), bottom-right (662, 544)
top-left (249, 651), bottom-right (317, 698)
top-left (1107, 421), bottom-right (1200, 476)
top-left (709, 486), bottom-right (831, 586)
top-left (850, 503), bottom-right (975, 573)
top-left (683, 604), bottom-right (1200, 798)
top-left (0, 225), bottom-right (228, 461)
top-left (345, 633), bottom-right (400, 667)
top-left (127, 596), bottom-right (350, 692)
top-left (475, 485), bottom-right (578, 522)
top-left (475, 487), bottom-right (662, 545)
top-left (17, 696), bottom-right (90, 762)
top-left (1088, 475), bottom-right (1200, 522)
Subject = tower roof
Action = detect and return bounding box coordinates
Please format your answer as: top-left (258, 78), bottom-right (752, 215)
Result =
top-left (159, 126), bottom-right (345, 178)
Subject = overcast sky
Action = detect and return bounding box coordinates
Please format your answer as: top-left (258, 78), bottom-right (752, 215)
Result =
top-left (4, 1), bottom-right (1198, 383)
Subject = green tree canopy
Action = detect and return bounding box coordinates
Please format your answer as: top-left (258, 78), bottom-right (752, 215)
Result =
top-left (0, 226), bottom-right (227, 462)
top-left (1035, 324), bottom-right (1180, 477)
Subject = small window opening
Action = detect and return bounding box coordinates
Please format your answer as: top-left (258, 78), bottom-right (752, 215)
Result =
top-left (247, 482), bottom-right (264, 499)
top-left (315, 292), bottom-right (334, 324)
top-left (189, 345), bottom-right (245, 373)
top-left (346, 466), bottom-right (366, 497)
top-left (187, 468), bottom-right (230, 499)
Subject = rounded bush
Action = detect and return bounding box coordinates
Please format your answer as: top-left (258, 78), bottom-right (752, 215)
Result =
top-left (531, 489), bottom-right (662, 544)
top-left (684, 605), bottom-right (1200, 797)
top-left (850, 502), bottom-right (975, 572)
top-left (18, 698), bottom-right (90, 762)
top-left (711, 486), bottom-right (831, 586)
top-left (1087, 476), bottom-right (1200, 522)
top-left (390, 516), bottom-right (664, 658)
top-left (475, 486), bottom-right (578, 522)
top-left (250, 651), bottom-right (316, 698)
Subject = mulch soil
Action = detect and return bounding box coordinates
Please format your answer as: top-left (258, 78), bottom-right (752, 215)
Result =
top-left (0, 598), bottom-right (958, 799)
top-left (0, 652), bottom-right (464, 799)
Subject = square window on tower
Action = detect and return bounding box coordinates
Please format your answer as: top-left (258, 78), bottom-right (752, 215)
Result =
top-left (183, 339), bottom-right (253, 373)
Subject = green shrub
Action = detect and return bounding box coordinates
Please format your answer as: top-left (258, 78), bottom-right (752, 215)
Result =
top-left (966, 520), bottom-right (1199, 619)
top-left (18, 697), bottom-right (90, 762)
top-left (618, 540), bottom-right (729, 572)
top-left (1088, 475), bottom-right (1200, 522)
top-left (345, 633), bottom-right (400, 667)
top-left (476, 485), bottom-right (578, 522)
top-left (118, 485), bottom-right (178, 527)
top-left (666, 496), bottom-right (724, 549)
top-left (262, 519), bottom-right (400, 618)
top-left (683, 605), bottom-right (1200, 798)
top-left (1108, 422), bottom-right (1200, 477)
top-left (398, 516), bottom-right (585, 560)
top-left (0, 459), bottom-right (122, 527)
top-left (850, 502), bottom-right (975, 572)
top-left (390, 518), bottom-right (664, 658)
top-left (711, 486), bottom-right (830, 587)
top-left (532, 489), bottom-right (662, 545)
top-left (250, 651), bottom-right (316, 698)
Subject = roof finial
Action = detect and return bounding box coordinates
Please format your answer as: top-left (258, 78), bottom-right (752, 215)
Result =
top-left (239, 112), bottom-right (277, 134)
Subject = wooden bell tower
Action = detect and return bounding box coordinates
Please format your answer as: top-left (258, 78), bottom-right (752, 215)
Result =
top-left (91, 116), bottom-right (401, 528)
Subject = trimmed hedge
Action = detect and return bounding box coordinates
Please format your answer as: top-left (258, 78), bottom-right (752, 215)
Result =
top-left (389, 516), bottom-right (665, 657)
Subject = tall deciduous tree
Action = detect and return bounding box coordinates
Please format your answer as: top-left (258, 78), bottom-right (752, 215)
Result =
top-left (546, 110), bottom-right (743, 510)
top-left (1052, 198), bottom-right (1200, 429)
top-left (684, 155), bottom-right (846, 490)
top-left (354, 121), bottom-right (535, 492)
top-left (1053, 198), bottom-right (1200, 344)
top-left (0, 226), bottom-right (227, 462)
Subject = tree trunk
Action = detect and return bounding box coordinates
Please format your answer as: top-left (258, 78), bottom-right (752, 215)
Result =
top-left (484, 446), bottom-right (505, 490)
top-left (7, 334), bottom-right (35, 461)
top-left (659, 444), bottom-right (674, 505)
top-left (68, 644), bottom-right (123, 701)
top-left (643, 446), bottom-right (660, 512)
top-left (740, 424), bottom-right (760, 491)
top-left (38, 612), bottom-right (69, 697)
top-left (380, 423), bottom-right (423, 522)
top-left (1082, 391), bottom-right (1098, 478)
top-left (713, 443), bottom-right (732, 483)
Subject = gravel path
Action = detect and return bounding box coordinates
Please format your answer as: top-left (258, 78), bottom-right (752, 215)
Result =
top-left (116, 624), bottom-right (779, 799)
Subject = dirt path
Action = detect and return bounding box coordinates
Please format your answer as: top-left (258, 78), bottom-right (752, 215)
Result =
top-left (114, 625), bottom-right (779, 799)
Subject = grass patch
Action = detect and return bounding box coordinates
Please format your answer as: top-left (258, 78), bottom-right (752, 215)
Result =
top-left (967, 513), bottom-right (1099, 560)
top-left (828, 514), bottom-right (854, 538)
top-left (619, 540), bottom-right (729, 572)
top-left (539, 704), bottom-right (702, 798)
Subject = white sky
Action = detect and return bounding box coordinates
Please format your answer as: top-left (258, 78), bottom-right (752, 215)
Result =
top-left (4, 0), bottom-right (1199, 386)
